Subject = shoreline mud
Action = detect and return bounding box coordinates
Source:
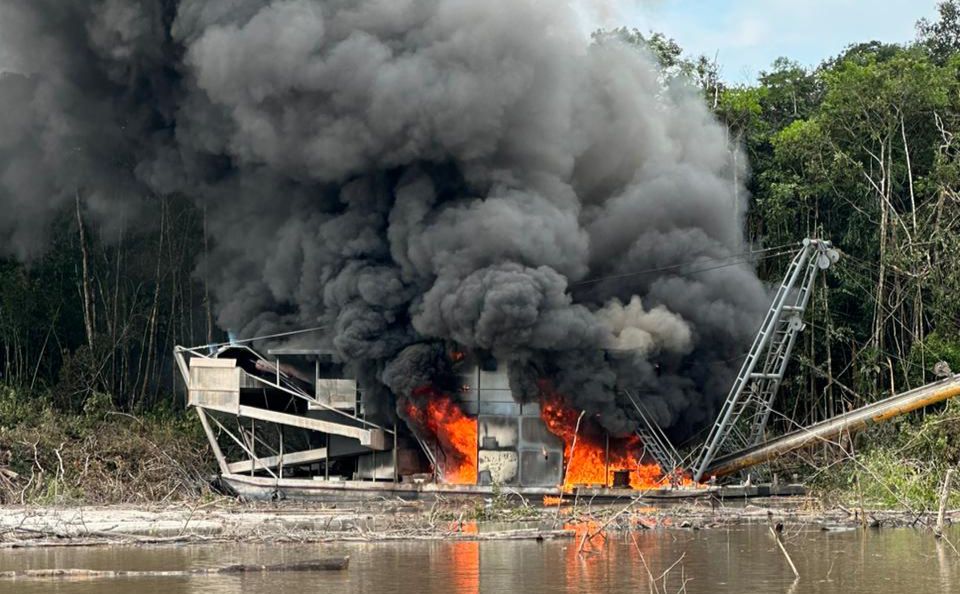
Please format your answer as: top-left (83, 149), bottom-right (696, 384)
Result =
top-left (1, 496), bottom-right (954, 549)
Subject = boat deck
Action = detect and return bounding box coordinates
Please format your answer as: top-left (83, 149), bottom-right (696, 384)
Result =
top-left (221, 473), bottom-right (806, 502)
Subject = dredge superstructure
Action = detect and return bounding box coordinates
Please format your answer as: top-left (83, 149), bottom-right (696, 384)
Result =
top-left (173, 239), bottom-right (960, 500)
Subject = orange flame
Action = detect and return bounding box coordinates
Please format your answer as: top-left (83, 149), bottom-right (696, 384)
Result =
top-left (540, 390), bottom-right (673, 491)
top-left (404, 387), bottom-right (478, 484)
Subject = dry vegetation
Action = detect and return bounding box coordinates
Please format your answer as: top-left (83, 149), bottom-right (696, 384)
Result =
top-left (0, 385), bottom-right (213, 504)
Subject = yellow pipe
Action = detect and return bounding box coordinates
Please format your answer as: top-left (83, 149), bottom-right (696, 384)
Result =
top-left (704, 376), bottom-right (960, 479)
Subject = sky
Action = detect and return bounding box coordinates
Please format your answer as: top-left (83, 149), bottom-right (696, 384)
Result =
top-left (0, 2), bottom-right (942, 82)
top-left (585, 0), bottom-right (941, 83)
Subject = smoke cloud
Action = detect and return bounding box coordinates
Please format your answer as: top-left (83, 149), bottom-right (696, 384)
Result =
top-left (0, 0), bottom-right (768, 439)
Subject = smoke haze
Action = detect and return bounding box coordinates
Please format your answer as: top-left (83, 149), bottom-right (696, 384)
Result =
top-left (0, 0), bottom-right (768, 438)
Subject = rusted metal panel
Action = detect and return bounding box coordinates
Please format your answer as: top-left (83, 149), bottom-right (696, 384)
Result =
top-left (355, 449), bottom-right (420, 480)
top-left (478, 415), bottom-right (519, 449)
top-left (519, 449), bottom-right (563, 487)
top-left (478, 450), bottom-right (519, 484)
top-left (479, 368), bottom-right (511, 391)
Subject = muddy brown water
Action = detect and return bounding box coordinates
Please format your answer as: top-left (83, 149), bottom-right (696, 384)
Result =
top-left (1, 524), bottom-right (958, 593)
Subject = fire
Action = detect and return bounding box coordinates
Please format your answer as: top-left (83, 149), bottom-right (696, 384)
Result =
top-left (540, 390), bottom-right (673, 491)
top-left (404, 386), bottom-right (478, 484)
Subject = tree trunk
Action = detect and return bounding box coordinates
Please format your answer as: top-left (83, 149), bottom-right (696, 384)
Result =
top-left (138, 198), bottom-right (166, 408)
top-left (203, 205), bottom-right (214, 344)
top-left (75, 191), bottom-right (95, 351)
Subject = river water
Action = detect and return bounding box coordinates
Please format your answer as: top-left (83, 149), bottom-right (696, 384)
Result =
top-left (1, 524), bottom-right (958, 593)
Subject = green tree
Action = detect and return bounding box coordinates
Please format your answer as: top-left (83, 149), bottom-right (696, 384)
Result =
top-left (591, 27), bottom-right (723, 101)
top-left (918, 0), bottom-right (960, 63)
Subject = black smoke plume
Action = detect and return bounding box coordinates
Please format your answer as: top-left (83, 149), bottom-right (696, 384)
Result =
top-left (0, 0), bottom-right (767, 439)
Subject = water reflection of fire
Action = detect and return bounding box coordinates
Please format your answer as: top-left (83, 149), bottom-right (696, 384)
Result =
top-left (565, 520), bottom-right (606, 553)
top-left (539, 388), bottom-right (672, 492)
top-left (404, 386), bottom-right (478, 484)
top-left (450, 541), bottom-right (479, 594)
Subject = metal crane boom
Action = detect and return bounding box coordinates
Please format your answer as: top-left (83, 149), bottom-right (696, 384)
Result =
top-left (693, 239), bottom-right (839, 482)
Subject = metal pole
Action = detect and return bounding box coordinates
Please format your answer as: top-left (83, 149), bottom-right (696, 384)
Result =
top-left (196, 408), bottom-right (229, 474)
top-left (393, 422), bottom-right (399, 484)
top-left (250, 419), bottom-right (256, 477)
top-left (210, 415), bottom-right (279, 480)
top-left (604, 433), bottom-right (610, 487)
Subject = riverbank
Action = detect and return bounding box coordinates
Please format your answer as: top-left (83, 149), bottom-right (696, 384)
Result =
top-left (0, 387), bottom-right (213, 504)
top-left (1, 496), bottom-right (955, 549)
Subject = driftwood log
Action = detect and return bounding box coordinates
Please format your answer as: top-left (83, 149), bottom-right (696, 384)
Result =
top-left (0, 556), bottom-right (350, 579)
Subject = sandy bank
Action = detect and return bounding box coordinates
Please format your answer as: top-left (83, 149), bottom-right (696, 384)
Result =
top-left (0, 497), bottom-right (951, 549)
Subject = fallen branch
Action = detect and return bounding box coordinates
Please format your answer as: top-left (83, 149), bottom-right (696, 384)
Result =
top-left (936, 469), bottom-right (954, 537)
top-left (0, 557), bottom-right (351, 579)
top-left (555, 410), bottom-right (586, 514)
top-left (577, 495), bottom-right (646, 554)
top-left (770, 526), bottom-right (799, 578)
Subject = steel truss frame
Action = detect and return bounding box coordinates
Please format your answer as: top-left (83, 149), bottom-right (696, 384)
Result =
top-left (693, 239), bottom-right (838, 482)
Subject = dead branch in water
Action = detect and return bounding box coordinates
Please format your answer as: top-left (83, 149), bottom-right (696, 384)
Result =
top-left (630, 531), bottom-right (690, 593)
top-left (577, 495), bottom-right (646, 554)
top-left (936, 468), bottom-right (955, 536)
top-left (769, 525), bottom-right (799, 578)
top-left (934, 469), bottom-right (960, 556)
top-left (555, 410), bottom-right (586, 515)
top-left (0, 557), bottom-right (351, 579)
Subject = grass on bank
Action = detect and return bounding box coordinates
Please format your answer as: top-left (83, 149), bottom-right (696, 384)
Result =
top-left (0, 384), bottom-right (214, 505)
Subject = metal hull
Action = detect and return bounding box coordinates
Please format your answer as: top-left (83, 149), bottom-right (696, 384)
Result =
top-left (219, 473), bottom-right (805, 502)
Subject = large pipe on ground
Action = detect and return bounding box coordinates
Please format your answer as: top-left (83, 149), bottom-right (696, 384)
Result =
top-left (703, 374), bottom-right (960, 479)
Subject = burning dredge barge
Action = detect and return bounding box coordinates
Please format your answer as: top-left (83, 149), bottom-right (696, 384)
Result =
top-left (172, 344), bottom-right (692, 501)
top-left (173, 240), bottom-right (960, 501)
